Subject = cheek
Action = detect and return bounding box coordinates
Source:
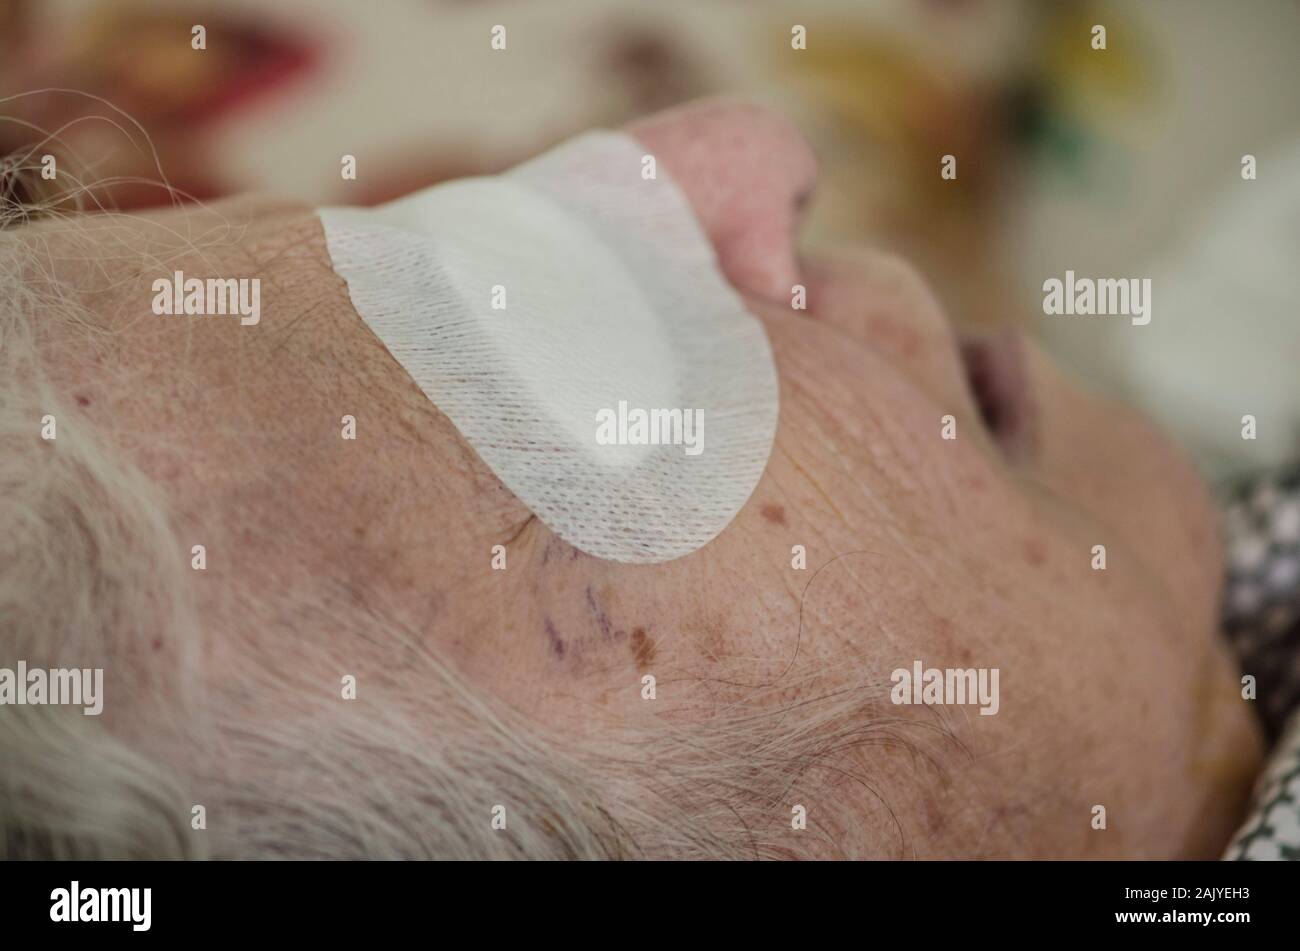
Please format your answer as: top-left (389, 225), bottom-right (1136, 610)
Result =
top-left (1021, 340), bottom-right (1223, 617)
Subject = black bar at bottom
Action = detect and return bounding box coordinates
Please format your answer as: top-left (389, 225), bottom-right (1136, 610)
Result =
top-left (0, 859), bottom-right (1281, 939)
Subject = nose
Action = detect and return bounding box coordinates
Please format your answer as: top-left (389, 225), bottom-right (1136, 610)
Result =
top-left (626, 98), bottom-right (818, 301)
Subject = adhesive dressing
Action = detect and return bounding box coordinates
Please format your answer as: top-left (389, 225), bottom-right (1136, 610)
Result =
top-left (318, 131), bottom-right (778, 562)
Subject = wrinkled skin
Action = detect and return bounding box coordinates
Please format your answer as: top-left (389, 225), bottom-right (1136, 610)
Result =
top-left (34, 100), bottom-right (1261, 858)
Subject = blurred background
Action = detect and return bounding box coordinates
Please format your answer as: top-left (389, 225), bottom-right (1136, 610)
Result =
top-left (2, 0), bottom-right (1298, 479)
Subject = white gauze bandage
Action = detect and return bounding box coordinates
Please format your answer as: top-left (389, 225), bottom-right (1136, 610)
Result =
top-left (318, 131), bottom-right (778, 563)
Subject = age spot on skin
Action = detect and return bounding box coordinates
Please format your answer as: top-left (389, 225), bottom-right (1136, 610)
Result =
top-left (1023, 537), bottom-right (1048, 567)
top-left (760, 503), bottom-right (786, 525)
top-left (630, 627), bottom-right (657, 671)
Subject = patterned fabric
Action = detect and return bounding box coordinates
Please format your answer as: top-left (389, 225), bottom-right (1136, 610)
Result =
top-left (1221, 464), bottom-right (1300, 859)
top-left (1222, 466), bottom-right (1300, 738)
top-left (1223, 713), bottom-right (1300, 860)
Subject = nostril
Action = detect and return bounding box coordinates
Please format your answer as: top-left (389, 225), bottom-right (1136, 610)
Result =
top-left (793, 184), bottom-right (815, 227)
top-left (959, 333), bottom-right (1033, 458)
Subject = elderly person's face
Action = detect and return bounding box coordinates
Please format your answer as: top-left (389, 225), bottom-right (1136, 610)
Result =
top-left (21, 100), bottom-right (1260, 858)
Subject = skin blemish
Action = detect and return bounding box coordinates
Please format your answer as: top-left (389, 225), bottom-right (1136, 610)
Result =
top-left (1022, 537), bottom-right (1048, 567)
top-left (691, 609), bottom-right (730, 660)
top-left (760, 502), bottom-right (786, 525)
top-left (630, 627), bottom-right (656, 671)
top-left (543, 618), bottom-right (566, 658)
top-left (75, 394), bottom-right (91, 407)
